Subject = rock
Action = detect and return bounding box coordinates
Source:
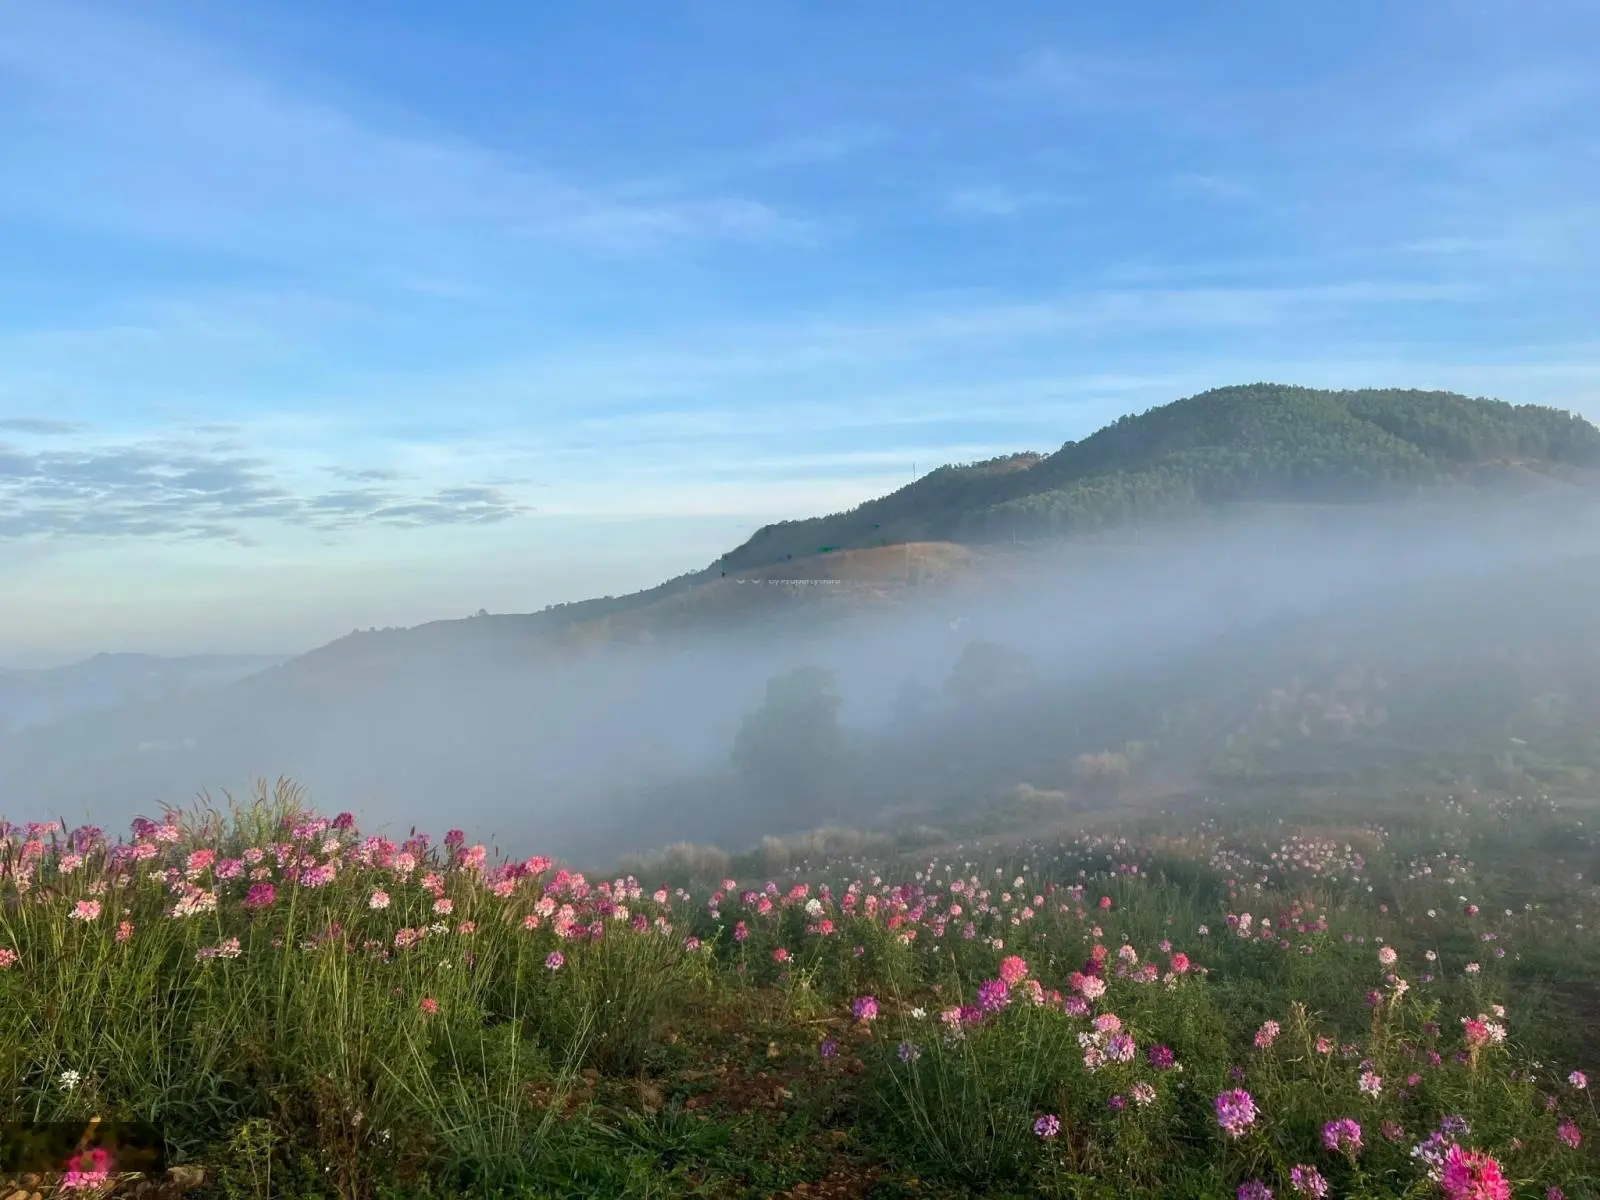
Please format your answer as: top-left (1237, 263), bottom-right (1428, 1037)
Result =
top-left (166, 1165), bottom-right (206, 1189)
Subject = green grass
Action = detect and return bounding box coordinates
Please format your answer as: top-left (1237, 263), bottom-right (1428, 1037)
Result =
top-left (3, 780), bottom-right (1599, 1198)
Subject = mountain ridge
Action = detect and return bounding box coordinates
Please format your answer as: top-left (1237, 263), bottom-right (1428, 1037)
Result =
top-left (714, 383), bottom-right (1600, 573)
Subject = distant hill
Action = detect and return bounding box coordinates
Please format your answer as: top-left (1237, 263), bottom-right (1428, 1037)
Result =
top-left (0, 652), bottom-right (288, 735)
top-left (9, 382), bottom-right (1600, 848)
top-left (716, 384), bottom-right (1600, 572)
top-left (275, 385), bottom-right (1600, 665)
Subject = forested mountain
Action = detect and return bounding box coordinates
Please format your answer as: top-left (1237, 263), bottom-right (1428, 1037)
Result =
top-left (718, 384), bottom-right (1600, 571)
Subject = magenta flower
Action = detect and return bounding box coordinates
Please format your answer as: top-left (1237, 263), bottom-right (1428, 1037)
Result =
top-left (243, 882), bottom-right (277, 910)
top-left (1289, 1164), bottom-right (1328, 1198)
top-left (1148, 1044), bottom-right (1176, 1069)
top-left (1322, 1118), bottom-right (1361, 1155)
top-left (1214, 1089), bottom-right (1258, 1138)
top-left (1557, 1120), bottom-right (1581, 1149)
top-left (977, 978), bottom-right (1011, 1013)
top-left (1237, 1183), bottom-right (1273, 1200)
top-left (1439, 1144), bottom-right (1510, 1200)
top-left (853, 995), bottom-right (879, 1023)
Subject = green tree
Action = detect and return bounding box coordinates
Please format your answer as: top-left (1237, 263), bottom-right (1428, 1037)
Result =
top-left (945, 640), bottom-right (1034, 709)
top-left (731, 666), bottom-right (846, 825)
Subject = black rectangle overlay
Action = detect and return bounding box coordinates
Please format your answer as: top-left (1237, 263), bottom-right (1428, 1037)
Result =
top-left (0, 1121), bottom-right (166, 1174)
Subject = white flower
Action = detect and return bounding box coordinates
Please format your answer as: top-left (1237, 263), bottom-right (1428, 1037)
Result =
top-left (59, 1069), bottom-right (82, 1091)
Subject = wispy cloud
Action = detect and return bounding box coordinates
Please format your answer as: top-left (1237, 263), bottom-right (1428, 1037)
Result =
top-left (988, 48), bottom-right (1185, 113)
top-left (0, 4), bottom-right (809, 258)
top-left (0, 433), bottom-right (531, 542)
top-left (0, 417), bottom-right (84, 435)
top-left (945, 185), bottom-right (1066, 219)
top-left (749, 127), bottom-right (885, 170)
top-left (1166, 173), bottom-right (1254, 203)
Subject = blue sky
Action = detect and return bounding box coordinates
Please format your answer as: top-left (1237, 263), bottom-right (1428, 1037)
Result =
top-left (1, 0), bottom-right (1597, 664)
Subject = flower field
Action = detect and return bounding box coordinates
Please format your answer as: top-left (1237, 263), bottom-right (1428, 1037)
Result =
top-left (3, 783), bottom-right (1599, 1198)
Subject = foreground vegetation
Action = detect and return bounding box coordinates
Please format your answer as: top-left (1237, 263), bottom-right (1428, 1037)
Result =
top-left (3, 780), bottom-right (1600, 1198)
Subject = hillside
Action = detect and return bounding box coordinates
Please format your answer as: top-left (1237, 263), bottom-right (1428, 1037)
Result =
top-left (8, 382), bottom-right (1600, 852)
top-left (215, 384), bottom-right (1600, 669)
top-left (717, 384), bottom-right (1600, 572)
top-left (0, 652), bottom-right (287, 735)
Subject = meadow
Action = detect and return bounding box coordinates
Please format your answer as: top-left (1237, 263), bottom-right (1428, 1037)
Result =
top-left (3, 780), bottom-right (1599, 1199)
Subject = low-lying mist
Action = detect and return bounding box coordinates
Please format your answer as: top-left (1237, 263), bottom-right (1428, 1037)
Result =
top-left (6, 487), bottom-right (1600, 866)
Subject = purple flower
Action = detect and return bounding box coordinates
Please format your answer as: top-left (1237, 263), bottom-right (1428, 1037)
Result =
top-left (819, 1039), bottom-right (838, 1059)
top-left (1238, 1183), bottom-right (1274, 1200)
top-left (1147, 1044), bottom-right (1176, 1069)
top-left (1289, 1165), bottom-right (1328, 1198)
top-left (1034, 1114), bottom-right (1061, 1139)
top-left (898, 1040), bottom-right (921, 1064)
top-left (852, 995), bottom-right (879, 1023)
top-left (1322, 1118), bottom-right (1361, 1155)
top-left (1214, 1089), bottom-right (1258, 1138)
top-left (977, 977), bottom-right (1011, 1013)
top-left (1107, 1094), bottom-right (1127, 1111)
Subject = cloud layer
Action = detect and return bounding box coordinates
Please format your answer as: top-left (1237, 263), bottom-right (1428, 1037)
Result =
top-left (0, 433), bottom-right (528, 541)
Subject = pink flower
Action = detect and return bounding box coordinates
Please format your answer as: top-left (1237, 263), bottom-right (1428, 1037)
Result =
top-left (998, 954), bottom-right (1029, 985)
top-left (69, 899), bottom-right (102, 922)
top-left (853, 995), bottom-right (879, 1023)
top-left (1254, 1020), bottom-right (1280, 1049)
top-left (0, 948), bottom-right (18, 969)
top-left (1214, 1089), bottom-right (1258, 1138)
top-left (369, 889), bottom-right (390, 910)
top-left (420, 997), bottom-right (439, 1015)
top-left (1557, 1120), bottom-right (1581, 1149)
top-left (59, 1147), bottom-right (113, 1191)
top-left (545, 951), bottom-right (564, 971)
top-left (432, 896), bottom-right (454, 916)
top-left (1034, 1114), bottom-right (1061, 1138)
top-left (243, 882), bottom-right (277, 910)
top-left (1569, 1070), bottom-right (1588, 1089)
top-left (1322, 1118), bottom-right (1361, 1155)
top-left (1289, 1165), bottom-right (1328, 1198)
top-left (1438, 1143), bottom-right (1509, 1200)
